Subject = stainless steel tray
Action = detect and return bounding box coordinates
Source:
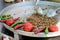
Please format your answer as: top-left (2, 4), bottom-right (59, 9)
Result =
top-left (1, 1), bottom-right (60, 37)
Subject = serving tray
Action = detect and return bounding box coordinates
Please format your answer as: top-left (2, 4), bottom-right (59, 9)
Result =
top-left (1, 1), bottom-right (60, 37)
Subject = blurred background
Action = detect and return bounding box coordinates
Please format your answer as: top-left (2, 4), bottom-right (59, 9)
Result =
top-left (0, 0), bottom-right (60, 12)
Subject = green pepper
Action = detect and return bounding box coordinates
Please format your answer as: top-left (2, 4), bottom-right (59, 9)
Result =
top-left (0, 15), bottom-right (5, 20)
top-left (44, 26), bottom-right (49, 34)
top-left (6, 16), bottom-right (11, 19)
top-left (1, 14), bottom-right (11, 20)
top-left (1, 17), bottom-right (6, 20)
top-left (11, 21), bottom-right (25, 28)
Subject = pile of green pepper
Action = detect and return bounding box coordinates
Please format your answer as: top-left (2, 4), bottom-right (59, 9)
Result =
top-left (0, 14), bottom-right (11, 20)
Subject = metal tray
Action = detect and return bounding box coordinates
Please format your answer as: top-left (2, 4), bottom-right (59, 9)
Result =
top-left (1, 1), bottom-right (60, 37)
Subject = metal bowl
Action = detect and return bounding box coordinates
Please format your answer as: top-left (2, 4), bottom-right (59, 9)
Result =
top-left (1, 1), bottom-right (60, 37)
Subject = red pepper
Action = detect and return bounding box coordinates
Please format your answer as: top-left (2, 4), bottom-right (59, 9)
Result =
top-left (0, 20), bottom-right (6, 23)
top-left (6, 18), bottom-right (15, 26)
top-left (14, 17), bottom-right (20, 21)
top-left (14, 24), bottom-right (24, 30)
top-left (34, 26), bottom-right (45, 34)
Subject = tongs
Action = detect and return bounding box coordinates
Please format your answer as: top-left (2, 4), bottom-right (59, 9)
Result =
top-left (35, 0), bottom-right (58, 17)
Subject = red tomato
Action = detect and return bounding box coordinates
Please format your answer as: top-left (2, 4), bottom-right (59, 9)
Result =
top-left (6, 18), bottom-right (15, 26)
top-left (49, 25), bottom-right (58, 32)
top-left (24, 22), bottom-right (34, 32)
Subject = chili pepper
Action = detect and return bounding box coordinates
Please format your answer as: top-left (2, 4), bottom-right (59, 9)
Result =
top-left (14, 24), bottom-right (24, 30)
top-left (1, 18), bottom-right (6, 20)
top-left (44, 26), bottom-right (49, 34)
top-left (5, 16), bottom-right (11, 19)
top-left (6, 18), bottom-right (15, 26)
top-left (0, 16), bottom-right (5, 20)
top-left (11, 21), bottom-right (25, 28)
top-left (34, 26), bottom-right (45, 34)
top-left (24, 22), bottom-right (34, 32)
top-left (14, 17), bottom-right (20, 21)
top-left (0, 20), bottom-right (6, 23)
